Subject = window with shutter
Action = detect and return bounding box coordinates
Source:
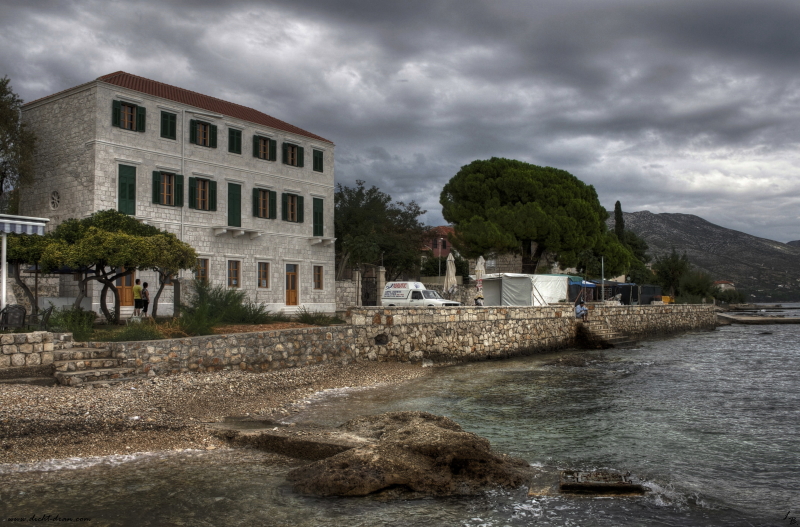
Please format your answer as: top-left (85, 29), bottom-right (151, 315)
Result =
top-left (161, 111), bottom-right (177, 140)
top-left (313, 266), bottom-right (323, 290)
top-left (228, 260), bottom-right (240, 288)
top-left (192, 120), bottom-right (216, 147)
top-left (283, 143), bottom-right (303, 166)
top-left (113, 100), bottom-right (144, 131)
top-left (228, 183), bottom-right (241, 227)
top-left (228, 129), bottom-right (242, 154)
top-left (253, 188), bottom-right (272, 219)
top-left (118, 165), bottom-right (136, 216)
top-left (152, 171), bottom-right (183, 206)
top-left (313, 150), bottom-right (323, 172)
top-left (189, 178), bottom-right (214, 211)
top-left (312, 198), bottom-right (323, 236)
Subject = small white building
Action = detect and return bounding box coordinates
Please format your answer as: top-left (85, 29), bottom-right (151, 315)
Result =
top-left (20, 72), bottom-right (336, 314)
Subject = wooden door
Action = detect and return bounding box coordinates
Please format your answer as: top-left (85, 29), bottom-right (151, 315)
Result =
top-left (285, 264), bottom-right (298, 306)
top-left (116, 273), bottom-right (135, 306)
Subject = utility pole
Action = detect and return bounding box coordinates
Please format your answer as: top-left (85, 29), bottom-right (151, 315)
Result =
top-left (601, 256), bottom-right (605, 301)
top-left (438, 238), bottom-right (443, 277)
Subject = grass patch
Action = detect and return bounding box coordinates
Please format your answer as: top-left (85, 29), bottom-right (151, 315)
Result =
top-left (93, 320), bottom-right (165, 342)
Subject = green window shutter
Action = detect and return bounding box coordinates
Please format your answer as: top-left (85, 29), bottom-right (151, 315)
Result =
top-left (136, 106), bottom-right (146, 132)
top-left (112, 100), bottom-right (121, 127)
top-left (282, 143), bottom-right (288, 164)
top-left (297, 195), bottom-right (304, 223)
top-left (281, 193), bottom-right (288, 221)
top-left (189, 120), bottom-right (197, 144)
top-left (297, 146), bottom-right (304, 168)
top-left (210, 125), bottom-right (218, 148)
top-left (188, 177), bottom-right (197, 209)
top-left (161, 112), bottom-right (178, 139)
top-left (313, 198), bottom-right (323, 236)
top-left (228, 129), bottom-right (241, 154)
top-left (269, 190), bottom-right (277, 219)
top-left (313, 150), bottom-right (323, 172)
top-left (269, 139), bottom-right (277, 161)
top-left (253, 135), bottom-right (260, 157)
top-left (209, 180), bottom-right (217, 211)
top-left (252, 188), bottom-right (260, 217)
top-left (152, 171), bottom-right (161, 204)
top-left (227, 183), bottom-right (241, 227)
top-left (118, 164), bottom-right (136, 216)
top-left (160, 112), bottom-right (169, 138)
top-left (175, 175), bottom-right (184, 207)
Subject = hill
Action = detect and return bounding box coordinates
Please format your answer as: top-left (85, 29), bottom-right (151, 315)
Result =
top-left (788, 240), bottom-right (800, 247)
top-left (609, 211), bottom-right (800, 301)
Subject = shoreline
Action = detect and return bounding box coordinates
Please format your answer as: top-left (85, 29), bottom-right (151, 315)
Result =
top-left (0, 362), bottom-right (434, 465)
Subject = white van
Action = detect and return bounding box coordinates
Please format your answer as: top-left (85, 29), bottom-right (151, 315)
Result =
top-left (382, 282), bottom-right (461, 307)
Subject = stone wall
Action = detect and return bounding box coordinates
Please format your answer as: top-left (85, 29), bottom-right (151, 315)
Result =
top-left (335, 279), bottom-right (359, 311)
top-left (0, 332), bottom-right (73, 374)
top-left (99, 304), bottom-right (716, 375)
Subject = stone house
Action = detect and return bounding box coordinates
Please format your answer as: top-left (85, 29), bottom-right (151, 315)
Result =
top-left (20, 71), bottom-right (335, 315)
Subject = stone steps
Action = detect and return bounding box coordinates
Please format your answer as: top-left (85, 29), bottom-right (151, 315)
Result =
top-left (53, 357), bottom-right (122, 372)
top-left (0, 376), bottom-right (57, 387)
top-left (55, 367), bottom-right (137, 387)
top-left (53, 348), bottom-right (113, 361)
top-left (580, 321), bottom-right (637, 348)
top-left (79, 375), bottom-right (148, 389)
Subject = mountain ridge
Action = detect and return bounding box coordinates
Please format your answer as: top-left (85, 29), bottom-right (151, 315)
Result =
top-left (608, 211), bottom-right (800, 300)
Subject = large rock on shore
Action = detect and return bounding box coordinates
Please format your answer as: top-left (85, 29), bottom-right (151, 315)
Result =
top-left (286, 411), bottom-right (532, 496)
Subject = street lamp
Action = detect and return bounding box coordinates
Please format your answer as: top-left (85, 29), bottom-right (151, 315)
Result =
top-left (438, 238), bottom-right (443, 277)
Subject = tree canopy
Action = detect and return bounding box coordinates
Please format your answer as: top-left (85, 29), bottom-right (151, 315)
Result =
top-left (0, 77), bottom-right (36, 213)
top-left (440, 158), bottom-right (630, 275)
top-left (8, 210), bottom-right (197, 322)
top-left (335, 180), bottom-right (428, 280)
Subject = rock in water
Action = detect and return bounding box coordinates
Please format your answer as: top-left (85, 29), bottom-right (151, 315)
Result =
top-left (286, 411), bottom-right (532, 496)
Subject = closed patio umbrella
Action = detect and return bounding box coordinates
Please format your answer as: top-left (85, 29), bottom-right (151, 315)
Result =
top-left (443, 253), bottom-right (458, 296)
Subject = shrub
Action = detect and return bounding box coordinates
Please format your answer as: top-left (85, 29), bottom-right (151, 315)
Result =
top-left (179, 285), bottom-right (221, 336)
top-left (294, 307), bottom-right (345, 326)
top-left (49, 306), bottom-right (96, 341)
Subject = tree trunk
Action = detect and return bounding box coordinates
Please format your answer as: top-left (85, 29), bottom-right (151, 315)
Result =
top-left (98, 279), bottom-right (120, 324)
top-left (173, 278), bottom-right (181, 318)
top-left (11, 263), bottom-right (36, 313)
top-left (336, 252), bottom-right (351, 280)
top-left (151, 270), bottom-right (170, 319)
top-left (521, 240), bottom-right (546, 274)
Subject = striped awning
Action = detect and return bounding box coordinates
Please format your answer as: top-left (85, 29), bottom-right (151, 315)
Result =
top-left (0, 214), bottom-right (49, 236)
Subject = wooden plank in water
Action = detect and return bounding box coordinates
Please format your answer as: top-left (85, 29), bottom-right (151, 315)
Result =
top-left (559, 470), bottom-right (648, 495)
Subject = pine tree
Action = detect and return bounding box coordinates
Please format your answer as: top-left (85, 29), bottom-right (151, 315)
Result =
top-left (0, 77), bottom-right (36, 212)
top-left (614, 200), bottom-right (625, 240)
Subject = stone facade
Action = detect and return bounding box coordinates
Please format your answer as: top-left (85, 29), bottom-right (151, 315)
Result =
top-left (99, 304), bottom-right (716, 375)
top-left (21, 73), bottom-right (336, 315)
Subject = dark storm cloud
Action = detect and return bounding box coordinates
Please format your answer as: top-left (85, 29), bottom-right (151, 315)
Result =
top-left (2, 0), bottom-right (800, 240)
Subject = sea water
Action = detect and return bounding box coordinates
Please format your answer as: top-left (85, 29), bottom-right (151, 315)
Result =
top-left (1, 323), bottom-right (798, 526)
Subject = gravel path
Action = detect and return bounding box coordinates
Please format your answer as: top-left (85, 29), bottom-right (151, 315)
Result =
top-left (0, 362), bottom-right (433, 464)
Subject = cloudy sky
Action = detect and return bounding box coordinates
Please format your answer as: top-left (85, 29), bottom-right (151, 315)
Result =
top-left (2, 0), bottom-right (799, 241)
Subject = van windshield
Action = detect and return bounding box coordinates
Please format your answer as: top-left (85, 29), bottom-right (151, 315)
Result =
top-left (422, 290), bottom-right (442, 299)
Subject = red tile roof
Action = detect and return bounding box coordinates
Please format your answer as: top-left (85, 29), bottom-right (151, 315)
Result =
top-left (26, 71), bottom-right (332, 144)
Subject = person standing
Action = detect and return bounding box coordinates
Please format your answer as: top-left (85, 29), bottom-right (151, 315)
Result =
top-left (132, 278), bottom-right (143, 317)
top-left (142, 282), bottom-right (150, 318)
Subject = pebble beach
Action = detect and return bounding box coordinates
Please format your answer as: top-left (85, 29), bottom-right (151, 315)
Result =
top-left (0, 362), bottom-right (433, 464)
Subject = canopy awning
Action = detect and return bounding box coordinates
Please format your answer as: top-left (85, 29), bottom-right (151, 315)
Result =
top-left (0, 214), bottom-right (50, 309)
top-left (0, 214), bottom-right (49, 236)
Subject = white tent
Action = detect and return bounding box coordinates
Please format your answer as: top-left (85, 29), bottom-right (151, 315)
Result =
top-left (0, 214), bottom-right (49, 309)
top-left (480, 273), bottom-right (569, 306)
